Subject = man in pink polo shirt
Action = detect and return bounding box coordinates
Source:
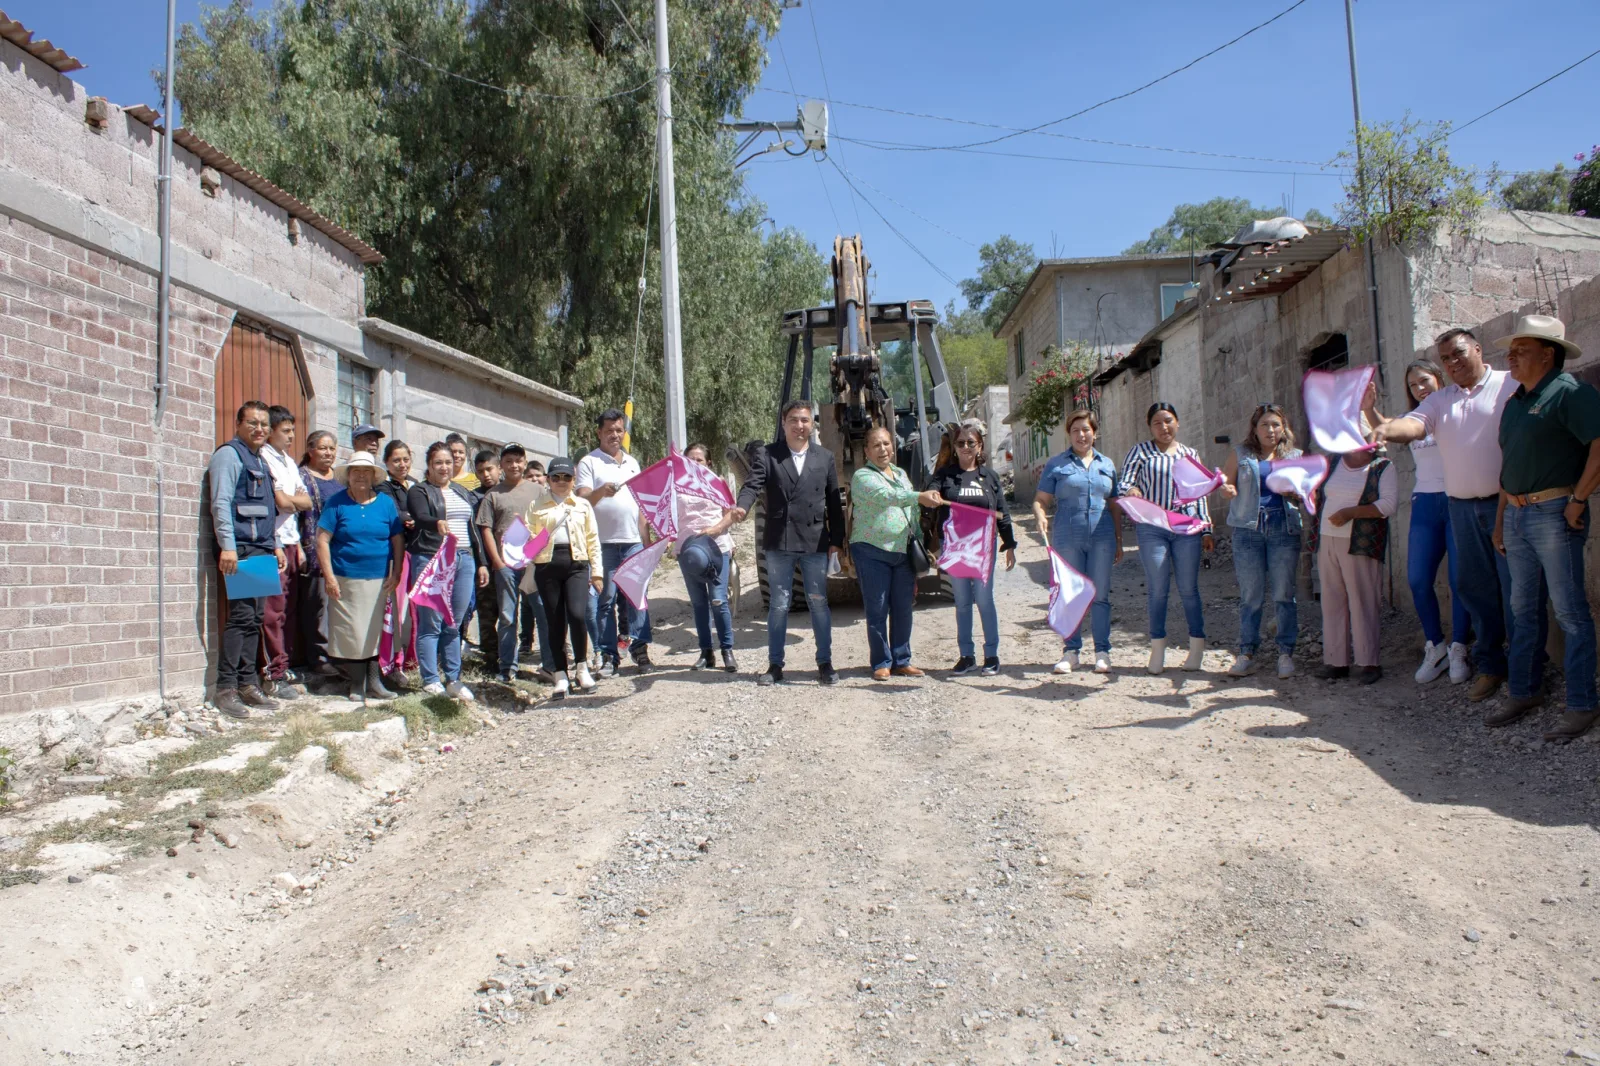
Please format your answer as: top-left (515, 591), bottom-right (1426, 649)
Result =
top-left (1372, 327), bottom-right (1546, 704)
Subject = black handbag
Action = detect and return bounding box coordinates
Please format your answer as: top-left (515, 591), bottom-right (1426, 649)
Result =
top-left (906, 530), bottom-right (932, 575)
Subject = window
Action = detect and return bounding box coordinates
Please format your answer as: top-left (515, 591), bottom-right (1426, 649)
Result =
top-left (1160, 283), bottom-right (1199, 320)
top-left (1014, 328), bottom-right (1026, 378)
top-left (337, 358), bottom-right (376, 444)
top-left (1307, 333), bottom-right (1349, 373)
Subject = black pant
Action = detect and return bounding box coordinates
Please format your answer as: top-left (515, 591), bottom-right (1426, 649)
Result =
top-left (293, 568), bottom-right (329, 668)
top-left (535, 546), bottom-right (590, 672)
top-left (219, 544), bottom-right (270, 691)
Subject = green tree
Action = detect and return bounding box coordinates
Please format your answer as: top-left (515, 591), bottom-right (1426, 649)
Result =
top-left (957, 236), bottom-right (1037, 333)
top-left (1572, 146), bottom-right (1600, 218)
top-left (1499, 164), bottom-right (1572, 213)
top-left (1338, 117), bottom-right (1489, 246)
top-left (173, 0), bottom-right (825, 463)
top-left (935, 299), bottom-right (1006, 402)
top-left (1123, 197), bottom-right (1333, 255)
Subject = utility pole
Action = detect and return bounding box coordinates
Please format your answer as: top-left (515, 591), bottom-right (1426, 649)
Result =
top-left (1344, 0), bottom-right (1384, 381)
top-left (654, 0), bottom-right (687, 450)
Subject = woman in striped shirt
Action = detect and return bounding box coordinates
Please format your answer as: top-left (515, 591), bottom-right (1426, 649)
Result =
top-left (1121, 402), bottom-right (1215, 674)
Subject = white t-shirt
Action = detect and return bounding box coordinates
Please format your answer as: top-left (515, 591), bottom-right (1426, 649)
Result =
top-left (1409, 434), bottom-right (1445, 495)
top-left (261, 443), bottom-right (306, 547)
top-left (1320, 460), bottom-right (1397, 538)
top-left (575, 448), bottom-right (642, 544)
top-left (1407, 367), bottom-right (1517, 499)
top-left (790, 447), bottom-right (808, 477)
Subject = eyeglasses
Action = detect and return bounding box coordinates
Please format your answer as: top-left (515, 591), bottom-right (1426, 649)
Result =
top-left (548, 474), bottom-right (573, 482)
top-left (956, 439), bottom-right (980, 448)
top-left (241, 419), bottom-right (270, 430)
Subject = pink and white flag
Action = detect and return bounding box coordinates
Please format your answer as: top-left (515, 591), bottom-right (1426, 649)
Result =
top-left (1116, 495), bottom-right (1208, 535)
top-left (1046, 547), bottom-right (1096, 641)
top-left (670, 444), bottom-right (736, 508)
top-left (613, 537), bottom-right (673, 612)
top-left (1303, 365), bottom-right (1375, 454)
top-left (378, 553), bottom-right (415, 673)
top-left (937, 502), bottom-right (996, 580)
top-left (625, 458), bottom-right (679, 540)
top-left (1171, 455), bottom-right (1224, 503)
top-left (499, 516), bottom-right (550, 570)
top-left (1263, 454), bottom-right (1331, 514)
top-left (409, 536), bottom-right (460, 627)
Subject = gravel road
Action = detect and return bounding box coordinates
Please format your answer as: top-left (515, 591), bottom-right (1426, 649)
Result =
top-left (105, 520), bottom-right (1600, 1065)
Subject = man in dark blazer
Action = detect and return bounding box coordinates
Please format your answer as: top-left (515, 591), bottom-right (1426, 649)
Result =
top-left (734, 400), bottom-right (847, 686)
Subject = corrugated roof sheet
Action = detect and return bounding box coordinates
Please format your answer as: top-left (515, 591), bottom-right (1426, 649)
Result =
top-left (173, 128), bottom-right (385, 265)
top-left (1211, 224), bottom-right (1351, 305)
top-left (0, 10), bottom-right (83, 73)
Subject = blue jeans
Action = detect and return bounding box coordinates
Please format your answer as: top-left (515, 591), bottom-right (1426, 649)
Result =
top-left (765, 549), bottom-right (832, 667)
top-left (494, 567), bottom-right (554, 676)
top-left (412, 550), bottom-right (475, 685)
top-left (1055, 529), bottom-right (1115, 653)
top-left (1408, 492), bottom-right (1471, 646)
top-left (598, 542), bottom-right (653, 661)
top-left (1449, 496), bottom-right (1546, 679)
top-left (1503, 498), bottom-right (1594, 709)
top-left (1233, 513), bottom-right (1299, 656)
top-left (951, 551), bottom-right (1000, 659)
top-left (1135, 525), bottom-right (1205, 641)
top-left (679, 544), bottom-right (734, 651)
top-left (852, 542), bottom-right (915, 670)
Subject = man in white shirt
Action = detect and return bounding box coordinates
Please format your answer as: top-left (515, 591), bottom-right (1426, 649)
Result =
top-left (576, 409), bottom-right (653, 675)
top-left (1372, 327), bottom-right (1546, 702)
top-left (259, 405), bottom-right (313, 693)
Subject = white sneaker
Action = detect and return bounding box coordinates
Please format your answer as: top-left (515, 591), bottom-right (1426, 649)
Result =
top-left (1182, 637), bottom-right (1206, 672)
top-left (421, 682), bottom-right (447, 696)
top-left (1415, 640), bottom-right (1448, 684)
top-left (1053, 651), bottom-right (1079, 675)
top-left (445, 681), bottom-right (474, 701)
top-left (575, 664), bottom-right (597, 693)
top-left (1093, 654), bottom-right (1111, 674)
top-left (1277, 653), bottom-right (1295, 679)
top-left (1228, 654), bottom-right (1257, 678)
top-left (551, 675), bottom-right (569, 698)
top-left (1147, 638), bottom-right (1167, 675)
top-left (1448, 641), bottom-right (1471, 684)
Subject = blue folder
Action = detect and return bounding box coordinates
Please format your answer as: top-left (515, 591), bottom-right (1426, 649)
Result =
top-left (224, 553), bottom-right (281, 599)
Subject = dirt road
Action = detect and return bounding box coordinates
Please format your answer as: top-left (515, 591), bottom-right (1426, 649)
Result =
top-left (9, 520), bottom-right (1600, 1065)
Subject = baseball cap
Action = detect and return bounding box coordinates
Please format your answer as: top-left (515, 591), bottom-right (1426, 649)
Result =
top-left (351, 423), bottom-right (384, 442)
top-left (546, 457), bottom-right (575, 478)
top-left (500, 442), bottom-right (527, 458)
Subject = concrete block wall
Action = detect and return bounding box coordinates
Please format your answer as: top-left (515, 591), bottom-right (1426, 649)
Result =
top-left (0, 210), bottom-right (230, 715)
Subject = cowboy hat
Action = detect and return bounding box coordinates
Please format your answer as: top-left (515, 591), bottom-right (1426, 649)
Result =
top-left (334, 451), bottom-right (383, 485)
top-left (1495, 314), bottom-right (1582, 363)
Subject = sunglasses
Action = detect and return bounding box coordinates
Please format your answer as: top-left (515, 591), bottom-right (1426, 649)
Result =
top-left (956, 439), bottom-right (980, 448)
top-left (548, 474), bottom-right (574, 481)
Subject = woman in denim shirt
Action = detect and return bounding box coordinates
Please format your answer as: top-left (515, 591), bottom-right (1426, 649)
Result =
top-left (1220, 404), bottom-right (1304, 681)
top-left (1033, 408), bottom-right (1122, 674)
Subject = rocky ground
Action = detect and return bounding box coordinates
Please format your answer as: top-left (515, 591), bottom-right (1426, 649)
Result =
top-left (2, 514), bottom-right (1598, 1066)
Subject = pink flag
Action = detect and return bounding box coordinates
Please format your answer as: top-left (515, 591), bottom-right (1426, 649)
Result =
top-left (500, 516), bottom-right (550, 570)
top-left (625, 458), bottom-right (679, 540)
top-left (1263, 454), bottom-right (1331, 514)
top-left (1303, 365), bottom-right (1375, 454)
top-left (409, 536), bottom-right (460, 627)
top-left (1116, 495), bottom-right (1208, 535)
top-left (612, 537), bottom-right (673, 611)
top-left (937, 502), bottom-right (996, 580)
top-left (1171, 455), bottom-right (1224, 503)
top-left (378, 553), bottom-right (415, 673)
top-left (1046, 547), bottom-right (1096, 641)
top-left (670, 444), bottom-right (736, 508)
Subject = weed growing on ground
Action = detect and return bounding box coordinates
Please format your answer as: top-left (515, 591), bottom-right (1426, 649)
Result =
top-left (0, 746), bottom-right (14, 808)
top-left (390, 694), bottom-right (478, 739)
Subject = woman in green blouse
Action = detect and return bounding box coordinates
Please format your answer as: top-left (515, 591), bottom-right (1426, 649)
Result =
top-left (850, 426), bottom-right (944, 679)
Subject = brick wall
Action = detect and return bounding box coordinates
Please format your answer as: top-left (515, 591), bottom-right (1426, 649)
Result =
top-left (0, 211), bottom-right (231, 714)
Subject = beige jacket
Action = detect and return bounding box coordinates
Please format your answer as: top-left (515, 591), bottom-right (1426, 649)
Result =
top-left (524, 494), bottom-right (603, 565)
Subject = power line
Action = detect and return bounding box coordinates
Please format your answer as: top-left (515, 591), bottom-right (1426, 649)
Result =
top-left (754, 86), bottom-right (1340, 168)
top-left (873, 0), bottom-right (1312, 153)
top-left (825, 157), bottom-right (959, 287)
top-left (829, 160), bottom-right (977, 248)
top-left (1450, 45), bottom-right (1600, 135)
top-left (837, 135), bottom-right (1348, 178)
top-left (362, 27), bottom-right (656, 101)
top-left (775, 32), bottom-right (843, 231)
top-left (804, 1), bottom-right (863, 232)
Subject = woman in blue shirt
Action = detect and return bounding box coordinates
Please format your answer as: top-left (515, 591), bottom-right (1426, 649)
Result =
top-left (1220, 403), bottom-right (1305, 681)
top-left (1033, 408), bottom-right (1122, 674)
top-left (316, 452), bottom-right (406, 705)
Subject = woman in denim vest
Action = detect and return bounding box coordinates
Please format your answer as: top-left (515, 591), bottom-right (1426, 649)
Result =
top-left (1033, 408), bottom-right (1122, 674)
top-left (1220, 404), bottom-right (1304, 680)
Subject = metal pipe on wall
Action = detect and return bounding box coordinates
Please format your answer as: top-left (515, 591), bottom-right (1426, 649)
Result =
top-left (154, 0), bottom-right (176, 700)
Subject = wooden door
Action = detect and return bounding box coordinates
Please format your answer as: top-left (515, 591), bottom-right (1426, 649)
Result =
top-left (213, 320), bottom-right (309, 447)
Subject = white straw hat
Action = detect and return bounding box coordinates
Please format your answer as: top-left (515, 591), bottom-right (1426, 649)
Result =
top-left (1494, 314), bottom-right (1581, 361)
top-left (334, 451), bottom-right (383, 485)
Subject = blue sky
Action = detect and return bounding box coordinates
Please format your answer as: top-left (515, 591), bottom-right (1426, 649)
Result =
top-left (15, 0), bottom-right (1599, 311)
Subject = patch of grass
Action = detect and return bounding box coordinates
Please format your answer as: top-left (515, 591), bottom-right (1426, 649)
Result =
top-left (0, 868), bottom-right (43, 889)
top-left (389, 693), bottom-right (478, 739)
top-left (319, 707), bottom-right (395, 733)
top-left (0, 746), bottom-right (13, 809)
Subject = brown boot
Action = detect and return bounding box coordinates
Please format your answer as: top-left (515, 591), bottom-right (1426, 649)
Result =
top-left (1543, 710), bottom-right (1599, 742)
top-left (214, 689), bottom-right (251, 720)
top-left (1467, 673), bottom-right (1504, 702)
top-left (891, 665), bottom-right (925, 678)
top-left (1484, 693), bottom-right (1542, 727)
top-left (238, 684), bottom-right (279, 711)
